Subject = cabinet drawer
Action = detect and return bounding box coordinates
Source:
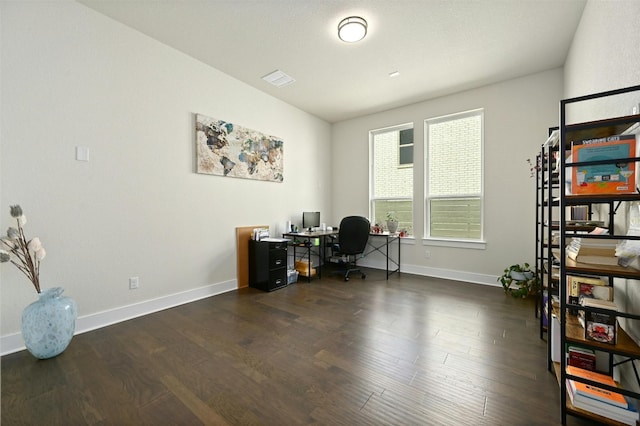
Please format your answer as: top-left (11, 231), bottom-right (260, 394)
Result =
top-left (269, 249), bottom-right (287, 270)
top-left (269, 241), bottom-right (287, 251)
top-left (268, 268), bottom-right (287, 291)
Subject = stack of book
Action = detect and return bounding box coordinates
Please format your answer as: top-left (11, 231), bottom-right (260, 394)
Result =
top-left (544, 256), bottom-right (560, 280)
top-left (566, 236), bottom-right (619, 266)
top-left (568, 275), bottom-right (611, 308)
top-left (567, 274), bottom-right (612, 317)
top-left (566, 366), bottom-right (639, 425)
top-left (572, 205), bottom-right (588, 220)
top-left (252, 227), bottom-right (269, 241)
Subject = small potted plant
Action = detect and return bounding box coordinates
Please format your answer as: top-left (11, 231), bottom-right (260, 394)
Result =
top-left (386, 211), bottom-right (399, 234)
top-left (498, 263), bottom-right (540, 298)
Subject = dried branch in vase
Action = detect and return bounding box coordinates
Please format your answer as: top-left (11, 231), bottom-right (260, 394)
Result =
top-left (0, 205), bottom-right (45, 293)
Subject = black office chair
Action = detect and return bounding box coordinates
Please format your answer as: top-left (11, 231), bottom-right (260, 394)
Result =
top-left (331, 216), bottom-right (370, 281)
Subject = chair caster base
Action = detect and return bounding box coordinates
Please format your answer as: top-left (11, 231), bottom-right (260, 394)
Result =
top-left (344, 272), bottom-right (365, 281)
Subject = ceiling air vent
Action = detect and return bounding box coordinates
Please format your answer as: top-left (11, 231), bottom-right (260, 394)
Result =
top-left (262, 70), bottom-right (296, 88)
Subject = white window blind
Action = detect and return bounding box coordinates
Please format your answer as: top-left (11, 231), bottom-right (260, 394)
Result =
top-left (425, 109), bottom-right (483, 240)
top-left (370, 124), bottom-right (414, 234)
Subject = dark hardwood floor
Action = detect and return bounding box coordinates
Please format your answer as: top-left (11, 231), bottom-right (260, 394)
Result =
top-left (2, 269), bottom-right (596, 425)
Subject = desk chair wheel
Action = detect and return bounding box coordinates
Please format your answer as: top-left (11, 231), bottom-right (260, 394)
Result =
top-left (344, 272), bottom-right (366, 282)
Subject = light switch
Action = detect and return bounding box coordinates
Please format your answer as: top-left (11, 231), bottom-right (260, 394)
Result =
top-left (76, 146), bottom-right (90, 162)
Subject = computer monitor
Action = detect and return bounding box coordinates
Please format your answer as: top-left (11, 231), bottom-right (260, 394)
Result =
top-left (302, 211), bottom-right (320, 231)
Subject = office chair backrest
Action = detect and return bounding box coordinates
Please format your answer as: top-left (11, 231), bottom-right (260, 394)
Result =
top-left (338, 216), bottom-right (370, 255)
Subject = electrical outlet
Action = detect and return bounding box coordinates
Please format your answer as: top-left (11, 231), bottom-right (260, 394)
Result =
top-left (633, 103), bottom-right (640, 115)
top-left (425, 250), bottom-right (431, 258)
top-left (129, 277), bottom-right (139, 290)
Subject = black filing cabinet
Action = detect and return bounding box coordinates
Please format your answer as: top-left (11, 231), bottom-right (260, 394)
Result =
top-left (248, 239), bottom-right (288, 291)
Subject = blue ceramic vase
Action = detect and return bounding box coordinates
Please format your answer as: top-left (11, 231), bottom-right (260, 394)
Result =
top-left (21, 287), bottom-right (77, 359)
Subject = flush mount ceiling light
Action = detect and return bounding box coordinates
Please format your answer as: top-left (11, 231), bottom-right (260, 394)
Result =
top-left (338, 16), bottom-right (367, 43)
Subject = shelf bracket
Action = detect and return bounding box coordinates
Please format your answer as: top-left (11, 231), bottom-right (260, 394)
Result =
top-left (612, 357), bottom-right (640, 388)
top-left (614, 201), bottom-right (623, 214)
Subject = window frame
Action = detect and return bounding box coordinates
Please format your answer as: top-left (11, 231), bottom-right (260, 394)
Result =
top-left (424, 109), bottom-right (486, 249)
top-left (398, 128), bottom-right (413, 168)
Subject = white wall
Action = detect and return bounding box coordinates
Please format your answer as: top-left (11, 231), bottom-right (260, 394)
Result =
top-left (563, 0), bottom-right (640, 388)
top-left (331, 69), bottom-right (563, 284)
top-left (564, 0), bottom-right (640, 118)
top-left (0, 1), bottom-right (331, 349)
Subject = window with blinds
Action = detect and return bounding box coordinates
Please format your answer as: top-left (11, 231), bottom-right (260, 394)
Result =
top-left (370, 123), bottom-right (414, 235)
top-left (425, 109), bottom-right (483, 240)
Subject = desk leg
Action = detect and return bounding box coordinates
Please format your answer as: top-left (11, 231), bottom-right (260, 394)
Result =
top-left (320, 236), bottom-right (325, 279)
top-left (384, 235), bottom-right (400, 279)
top-left (386, 236), bottom-right (390, 279)
top-left (314, 237), bottom-right (323, 279)
top-left (398, 237), bottom-right (401, 275)
top-left (307, 241), bottom-right (312, 282)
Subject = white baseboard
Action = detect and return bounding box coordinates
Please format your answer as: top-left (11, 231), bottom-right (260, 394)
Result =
top-left (358, 258), bottom-right (500, 288)
top-left (0, 279), bottom-right (237, 357)
top-left (400, 263), bottom-right (500, 287)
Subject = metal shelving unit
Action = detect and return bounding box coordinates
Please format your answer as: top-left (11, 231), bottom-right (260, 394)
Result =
top-left (557, 84), bottom-right (640, 425)
top-left (537, 127), bottom-right (560, 345)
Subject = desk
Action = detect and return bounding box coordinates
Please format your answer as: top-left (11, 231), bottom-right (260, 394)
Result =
top-left (283, 230), bottom-right (401, 281)
top-left (366, 233), bottom-right (401, 279)
top-left (282, 230), bottom-right (338, 282)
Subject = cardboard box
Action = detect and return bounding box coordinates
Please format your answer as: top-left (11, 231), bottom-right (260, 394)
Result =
top-left (571, 134), bottom-right (637, 194)
top-left (295, 260), bottom-right (316, 277)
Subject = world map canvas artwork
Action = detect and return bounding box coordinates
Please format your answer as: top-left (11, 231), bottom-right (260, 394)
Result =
top-left (196, 113), bottom-right (284, 182)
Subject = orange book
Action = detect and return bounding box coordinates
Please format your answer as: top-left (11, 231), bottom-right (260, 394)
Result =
top-left (571, 134), bottom-right (637, 195)
top-left (567, 366), bottom-right (627, 408)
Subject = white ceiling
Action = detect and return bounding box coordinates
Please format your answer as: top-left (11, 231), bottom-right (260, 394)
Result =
top-left (78, 0), bottom-right (587, 123)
